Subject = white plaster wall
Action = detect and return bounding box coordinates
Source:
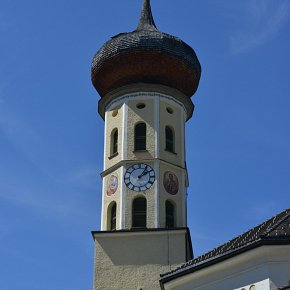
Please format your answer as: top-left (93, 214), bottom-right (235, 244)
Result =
top-left (163, 245), bottom-right (290, 290)
top-left (93, 230), bottom-right (189, 290)
top-left (233, 278), bottom-right (272, 290)
top-left (159, 98), bottom-right (185, 168)
top-left (159, 162), bottom-right (187, 228)
top-left (102, 91), bottom-right (188, 230)
top-left (104, 104), bottom-right (123, 170)
top-left (101, 167), bottom-right (122, 230)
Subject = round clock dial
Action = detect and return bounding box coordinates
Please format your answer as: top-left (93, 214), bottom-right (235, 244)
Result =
top-left (124, 163), bottom-right (155, 192)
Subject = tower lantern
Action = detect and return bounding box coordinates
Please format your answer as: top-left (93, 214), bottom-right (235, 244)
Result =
top-left (91, 1), bottom-right (201, 289)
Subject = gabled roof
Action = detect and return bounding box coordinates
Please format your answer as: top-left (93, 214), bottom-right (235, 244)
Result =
top-left (160, 208), bottom-right (290, 284)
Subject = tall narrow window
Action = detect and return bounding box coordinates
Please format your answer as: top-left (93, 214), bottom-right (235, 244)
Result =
top-left (110, 202), bottom-right (117, 231)
top-left (166, 200), bottom-right (175, 228)
top-left (111, 129), bottom-right (118, 155)
top-left (165, 126), bottom-right (174, 152)
top-left (134, 123), bottom-right (146, 151)
top-left (132, 197), bottom-right (147, 228)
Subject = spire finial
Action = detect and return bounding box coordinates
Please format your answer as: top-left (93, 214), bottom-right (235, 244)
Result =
top-left (136, 0), bottom-right (157, 31)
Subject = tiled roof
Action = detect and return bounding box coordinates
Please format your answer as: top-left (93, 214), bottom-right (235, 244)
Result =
top-left (161, 208), bottom-right (290, 280)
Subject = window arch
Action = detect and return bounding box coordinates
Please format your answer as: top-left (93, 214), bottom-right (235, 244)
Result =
top-left (111, 128), bottom-right (118, 155)
top-left (165, 126), bottom-right (174, 153)
top-left (249, 286), bottom-right (256, 290)
top-left (166, 200), bottom-right (175, 228)
top-left (134, 123), bottom-right (146, 151)
top-left (108, 202), bottom-right (117, 231)
top-left (132, 197), bottom-right (147, 228)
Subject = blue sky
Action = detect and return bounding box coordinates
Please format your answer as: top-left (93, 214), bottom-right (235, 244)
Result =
top-left (0, 1), bottom-right (289, 289)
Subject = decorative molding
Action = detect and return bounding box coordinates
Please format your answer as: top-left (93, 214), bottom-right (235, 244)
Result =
top-left (180, 107), bottom-right (185, 167)
top-left (154, 95), bottom-right (160, 158)
top-left (181, 173), bottom-right (186, 227)
top-left (122, 102), bottom-right (128, 160)
top-left (106, 92), bottom-right (187, 116)
top-left (154, 159), bottom-right (160, 227)
top-left (101, 175), bottom-right (105, 230)
top-left (103, 111), bottom-right (108, 170)
top-left (100, 158), bottom-right (187, 178)
top-left (120, 165), bottom-right (125, 229)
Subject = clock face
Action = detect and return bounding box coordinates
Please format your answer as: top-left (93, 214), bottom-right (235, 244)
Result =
top-left (124, 163), bottom-right (155, 192)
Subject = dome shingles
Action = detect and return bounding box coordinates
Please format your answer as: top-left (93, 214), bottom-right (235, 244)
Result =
top-left (91, 0), bottom-right (201, 109)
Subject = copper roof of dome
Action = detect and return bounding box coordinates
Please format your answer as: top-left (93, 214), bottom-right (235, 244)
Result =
top-left (91, 0), bottom-right (201, 100)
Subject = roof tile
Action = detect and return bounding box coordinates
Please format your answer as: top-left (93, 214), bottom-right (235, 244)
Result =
top-left (161, 208), bottom-right (290, 279)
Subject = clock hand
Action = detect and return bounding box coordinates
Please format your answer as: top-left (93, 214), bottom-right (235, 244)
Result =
top-left (138, 166), bottom-right (148, 178)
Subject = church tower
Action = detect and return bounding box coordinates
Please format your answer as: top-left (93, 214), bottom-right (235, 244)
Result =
top-left (91, 1), bottom-right (201, 289)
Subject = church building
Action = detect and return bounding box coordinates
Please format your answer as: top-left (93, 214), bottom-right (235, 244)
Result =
top-left (90, 1), bottom-right (290, 289)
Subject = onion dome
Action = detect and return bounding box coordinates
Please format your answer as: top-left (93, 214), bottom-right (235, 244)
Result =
top-left (91, 0), bottom-right (201, 116)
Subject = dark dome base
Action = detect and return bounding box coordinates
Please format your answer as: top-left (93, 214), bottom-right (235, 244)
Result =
top-left (92, 49), bottom-right (200, 98)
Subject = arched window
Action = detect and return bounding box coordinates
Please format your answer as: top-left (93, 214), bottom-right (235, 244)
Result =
top-left (132, 197), bottom-right (147, 228)
top-left (166, 200), bottom-right (175, 228)
top-left (249, 286), bottom-right (256, 290)
top-left (165, 126), bottom-right (174, 152)
top-left (111, 129), bottom-right (118, 155)
top-left (134, 123), bottom-right (146, 151)
top-left (110, 202), bottom-right (117, 231)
